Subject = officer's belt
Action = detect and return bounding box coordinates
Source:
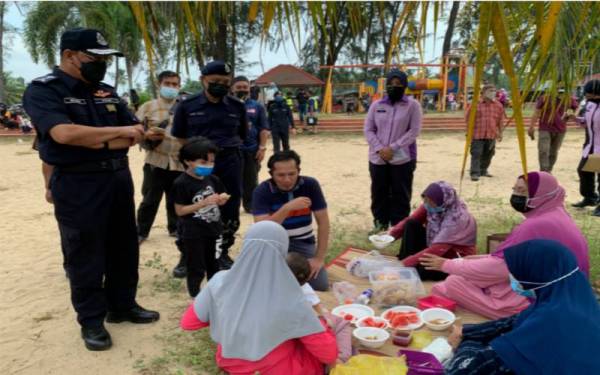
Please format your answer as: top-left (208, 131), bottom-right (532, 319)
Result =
top-left (217, 147), bottom-right (240, 157)
top-left (56, 157), bottom-right (129, 173)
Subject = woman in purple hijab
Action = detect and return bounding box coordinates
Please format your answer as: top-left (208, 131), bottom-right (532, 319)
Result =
top-left (388, 181), bottom-right (477, 280)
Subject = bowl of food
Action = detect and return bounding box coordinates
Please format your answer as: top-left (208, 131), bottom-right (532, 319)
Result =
top-left (356, 316), bottom-right (389, 329)
top-left (331, 304), bottom-right (375, 324)
top-left (352, 327), bottom-right (390, 349)
top-left (368, 234), bottom-right (395, 249)
top-left (381, 306), bottom-right (423, 330)
top-left (420, 308), bottom-right (456, 331)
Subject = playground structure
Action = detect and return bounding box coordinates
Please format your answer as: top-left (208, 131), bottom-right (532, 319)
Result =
top-left (319, 55), bottom-right (473, 114)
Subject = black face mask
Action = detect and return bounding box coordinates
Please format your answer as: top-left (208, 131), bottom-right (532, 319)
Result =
top-left (80, 60), bottom-right (107, 85)
top-left (235, 91), bottom-right (249, 99)
top-left (510, 194), bottom-right (531, 213)
top-left (207, 82), bottom-right (230, 98)
top-left (387, 86), bottom-right (405, 102)
top-left (589, 98), bottom-right (600, 104)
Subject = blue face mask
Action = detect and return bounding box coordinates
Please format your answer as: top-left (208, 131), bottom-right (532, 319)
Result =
top-left (424, 202), bottom-right (444, 214)
top-left (194, 165), bottom-right (213, 177)
top-left (510, 275), bottom-right (536, 298)
top-left (160, 86), bottom-right (179, 100)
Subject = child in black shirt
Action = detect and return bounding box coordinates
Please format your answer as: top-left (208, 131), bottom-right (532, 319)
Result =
top-left (171, 137), bottom-right (230, 297)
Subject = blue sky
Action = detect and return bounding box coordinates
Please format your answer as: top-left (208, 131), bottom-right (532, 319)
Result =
top-left (4, 2), bottom-right (443, 91)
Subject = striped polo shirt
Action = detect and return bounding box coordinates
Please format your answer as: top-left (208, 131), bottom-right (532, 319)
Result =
top-left (252, 176), bottom-right (327, 241)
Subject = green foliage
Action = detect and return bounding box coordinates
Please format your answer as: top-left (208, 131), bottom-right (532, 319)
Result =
top-left (3, 72), bottom-right (26, 105)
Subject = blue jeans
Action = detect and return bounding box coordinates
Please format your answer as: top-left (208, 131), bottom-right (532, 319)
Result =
top-left (289, 237), bottom-right (329, 291)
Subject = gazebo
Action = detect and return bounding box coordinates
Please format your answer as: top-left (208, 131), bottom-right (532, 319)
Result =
top-left (254, 64), bottom-right (324, 88)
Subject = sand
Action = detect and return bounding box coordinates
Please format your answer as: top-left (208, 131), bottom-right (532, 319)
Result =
top-left (0, 128), bottom-right (590, 374)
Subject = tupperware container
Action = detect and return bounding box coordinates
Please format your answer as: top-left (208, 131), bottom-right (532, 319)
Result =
top-left (392, 330), bottom-right (412, 346)
top-left (369, 267), bottom-right (426, 306)
top-left (398, 349), bottom-right (445, 375)
top-left (417, 295), bottom-right (457, 312)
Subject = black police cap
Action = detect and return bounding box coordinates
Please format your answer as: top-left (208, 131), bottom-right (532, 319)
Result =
top-left (60, 28), bottom-right (123, 57)
top-left (201, 60), bottom-right (232, 76)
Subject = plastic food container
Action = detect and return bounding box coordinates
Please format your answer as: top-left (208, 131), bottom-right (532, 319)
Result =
top-left (353, 327), bottom-right (390, 349)
top-left (420, 308), bottom-right (456, 331)
top-left (392, 330), bottom-right (413, 346)
top-left (398, 349), bottom-right (445, 375)
top-left (417, 295), bottom-right (457, 312)
top-left (369, 267), bottom-right (426, 306)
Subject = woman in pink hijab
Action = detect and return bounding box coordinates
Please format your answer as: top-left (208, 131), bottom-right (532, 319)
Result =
top-left (421, 172), bottom-right (589, 319)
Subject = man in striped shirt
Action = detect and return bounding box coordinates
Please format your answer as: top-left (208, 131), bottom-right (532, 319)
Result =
top-left (252, 150), bottom-right (330, 291)
top-left (465, 84), bottom-right (506, 181)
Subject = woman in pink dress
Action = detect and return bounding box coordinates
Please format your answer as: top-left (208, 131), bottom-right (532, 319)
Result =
top-left (421, 172), bottom-right (589, 319)
top-left (180, 221), bottom-right (337, 374)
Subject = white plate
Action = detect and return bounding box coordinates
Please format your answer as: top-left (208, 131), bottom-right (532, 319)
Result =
top-left (331, 304), bottom-right (375, 324)
top-left (380, 305), bottom-right (424, 330)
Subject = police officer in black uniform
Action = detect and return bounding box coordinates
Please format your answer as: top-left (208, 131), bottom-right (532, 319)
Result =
top-left (268, 91), bottom-right (295, 152)
top-left (23, 28), bottom-right (159, 351)
top-left (172, 61), bottom-right (247, 270)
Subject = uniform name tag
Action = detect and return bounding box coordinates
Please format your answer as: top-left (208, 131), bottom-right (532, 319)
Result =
top-left (64, 97), bottom-right (87, 105)
top-left (376, 109), bottom-right (387, 113)
top-left (94, 98), bottom-right (120, 104)
top-left (189, 111), bottom-right (205, 116)
top-left (247, 108), bottom-right (256, 114)
top-left (228, 113), bottom-right (239, 118)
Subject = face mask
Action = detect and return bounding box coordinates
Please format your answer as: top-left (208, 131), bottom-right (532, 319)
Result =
top-left (80, 60), bottom-right (107, 85)
top-left (510, 275), bottom-right (536, 298)
top-left (235, 91), bottom-right (249, 99)
top-left (484, 91), bottom-right (496, 100)
top-left (274, 96), bottom-right (283, 102)
top-left (589, 98), bottom-right (600, 104)
top-left (207, 82), bottom-right (230, 98)
top-left (424, 202), bottom-right (444, 214)
top-left (194, 165), bottom-right (213, 177)
top-left (510, 194), bottom-right (531, 213)
top-left (160, 86), bottom-right (179, 100)
top-left (386, 86), bottom-right (405, 102)
top-left (510, 267), bottom-right (579, 298)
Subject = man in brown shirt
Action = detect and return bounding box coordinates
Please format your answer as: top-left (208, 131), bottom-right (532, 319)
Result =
top-left (136, 71), bottom-right (184, 250)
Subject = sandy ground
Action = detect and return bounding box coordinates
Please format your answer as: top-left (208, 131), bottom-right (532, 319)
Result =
top-left (0, 128), bottom-right (591, 374)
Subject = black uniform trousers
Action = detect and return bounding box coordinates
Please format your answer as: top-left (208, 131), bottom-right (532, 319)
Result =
top-left (213, 149), bottom-right (242, 257)
top-left (51, 168), bottom-right (139, 328)
top-left (241, 150), bottom-right (260, 212)
top-left (369, 160), bottom-right (416, 228)
top-left (183, 236), bottom-right (219, 297)
top-left (136, 163), bottom-right (181, 237)
top-left (577, 157), bottom-right (600, 200)
top-left (397, 219), bottom-right (447, 281)
top-left (272, 128), bottom-right (290, 152)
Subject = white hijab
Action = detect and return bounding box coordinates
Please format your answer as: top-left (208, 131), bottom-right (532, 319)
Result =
top-left (193, 221), bottom-right (324, 361)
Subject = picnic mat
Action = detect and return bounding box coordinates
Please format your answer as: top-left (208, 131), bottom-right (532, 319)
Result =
top-left (317, 247), bottom-right (488, 357)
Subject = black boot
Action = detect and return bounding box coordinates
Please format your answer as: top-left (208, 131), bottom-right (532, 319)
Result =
top-left (172, 253), bottom-right (187, 278)
top-left (81, 325), bottom-right (112, 351)
top-left (106, 304), bottom-right (160, 324)
top-left (572, 198), bottom-right (599, 208)
top-left (592, 206), bottom-right (600, 217)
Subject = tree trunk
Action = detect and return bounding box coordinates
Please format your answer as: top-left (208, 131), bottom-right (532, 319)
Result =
top-left (230, 2), bottom-right (236, 72)
top-left (114, 57), bottom-right (119, 92)
top-left (383, 2), bottom-right (401, 67)
top-left (214, 17), bottom-right (228, 61)
top-left (363, 3), bottom-right (374, 80)
top-left (442, 2), bottom-right (460, 58)
top-left (126, 59), bottom-right (134, 92)
top-left (0, 3), bottom-right (6, 103)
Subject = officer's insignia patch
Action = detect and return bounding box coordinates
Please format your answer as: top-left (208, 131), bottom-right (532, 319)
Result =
top-left (224, 63), bottom-right (231, 74)
top-left (106, 104), bottom-right (117, 112)
top-left (94, 90), bottom-right (111, 98)
top-left (97, 32), bottom-right (108, 46)
top-left (33, 75), bottom-right (58, 84)
top-left (64, 97), bottom-right (87, 105)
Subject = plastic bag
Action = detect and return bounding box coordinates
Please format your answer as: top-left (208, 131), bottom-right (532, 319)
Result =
top-left (369, 267), bottom-right (426, 306)
top-left (332, 281), bottom-right (360, 304)
top-left (346, 251), bottom-right (402, 278)
top-left (330, 354), bottom-right (408, 375)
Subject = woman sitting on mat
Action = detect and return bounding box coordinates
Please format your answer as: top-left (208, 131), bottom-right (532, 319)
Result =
top-left (388, 181), bottom-right (477, 280)
top-left (180, 221), bottom-right (337, 375)
top-left (421, 171), bottom-right (590, 319)
top-left (445, 239), bottom-right (600, 375)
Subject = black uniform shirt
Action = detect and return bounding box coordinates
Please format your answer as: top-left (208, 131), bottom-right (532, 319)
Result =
top-left (171, 92), bottom-right (247, 148)
top-left (22, 67), bottom-right (138, 166)
top-left (267, 101), bottom-right (294, 130)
